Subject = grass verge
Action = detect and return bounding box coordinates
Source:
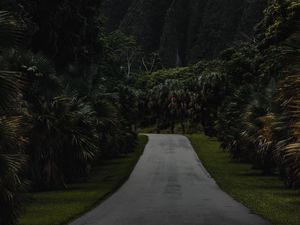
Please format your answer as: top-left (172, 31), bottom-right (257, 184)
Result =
top-left (187, 133), bottom-right (300, 225)
top-left (19, 135), bottom-right (148, 225)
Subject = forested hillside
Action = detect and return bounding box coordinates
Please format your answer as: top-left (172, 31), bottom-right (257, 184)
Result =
top-left (102, 0), bottom-right (267, 67)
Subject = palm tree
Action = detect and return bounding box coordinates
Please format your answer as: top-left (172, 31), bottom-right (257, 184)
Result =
top-left (147, 83), bottom-right (169, 133)
top-left (0, 11), bottom-right (25, 111)
top-left (197, 71), bottom-right (228, 136)
top-left (216, 85), bottom-right (255, 160)
top-left (277, 18), bottom-right (300, 187)
top-left (0, 10), bottom-right (26, 225)
top-left (240, 81), bottom-right (278, 172)
top-left (165, 80), bottom-right (189, 133)
top-left (0, 117), bottom-right (27, 225)
top-left (27, 96), bottom-right (98, 189)
top-left (0, 11), bottom-right (25, 49)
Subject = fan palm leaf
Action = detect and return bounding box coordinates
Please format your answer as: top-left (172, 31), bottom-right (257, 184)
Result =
top-left (0, 70), bottom-right (24, 111)
top-left (0, 117), bottom-right (27, 225)
top-left (28, 95), bottom-right (99, 189)
top-left (277, 17), bottom-right (300, 186)
top-left (0, 11), bottom-right (25, 49)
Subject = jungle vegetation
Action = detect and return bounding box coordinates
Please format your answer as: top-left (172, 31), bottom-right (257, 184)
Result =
top-left (0, 0), bottom-right (299, 225)
top-left (135, 0), bottom-right (300, 190)
top-left (0, 1), bottom-right (140, 224)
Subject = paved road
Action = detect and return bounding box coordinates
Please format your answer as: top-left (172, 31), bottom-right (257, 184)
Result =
top-left (70, 134), bottom-right (270, 225)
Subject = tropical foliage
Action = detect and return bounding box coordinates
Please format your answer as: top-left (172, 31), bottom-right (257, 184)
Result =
top-left (0, 0), bottom-right (300, 224)
top-left (0, 10), bottom-right (27, 225)
top-left (138, 0), bottom-right (300, 188)
top-left (0, 2), bottom-right (139, 225)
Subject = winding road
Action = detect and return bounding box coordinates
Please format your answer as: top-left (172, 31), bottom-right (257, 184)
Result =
top-left (70, 134), bottom-right (270, 225)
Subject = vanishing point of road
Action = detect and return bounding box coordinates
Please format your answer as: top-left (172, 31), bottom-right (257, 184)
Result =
top-left (70, 134), bottom-right (270, 225)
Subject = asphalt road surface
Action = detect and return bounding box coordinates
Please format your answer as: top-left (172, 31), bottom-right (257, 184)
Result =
top-left (70, 134), bottom-right (270, 225)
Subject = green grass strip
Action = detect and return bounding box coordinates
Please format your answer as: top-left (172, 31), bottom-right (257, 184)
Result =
top-left (20, 135), bottom-right (148, 225)
top-left (187, 134), bottom-right (300, 225)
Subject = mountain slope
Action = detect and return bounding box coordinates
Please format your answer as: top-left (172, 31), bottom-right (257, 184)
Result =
top-left (102, 0), bottom-right (267, 67)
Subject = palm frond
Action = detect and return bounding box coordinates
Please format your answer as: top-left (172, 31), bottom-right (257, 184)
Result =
top-left (277, 16), bottom-right (300, 186)
top-left (0, 11), bottom-right (26, 49)
top-left (0, 70), bottom-right (24, 111)
top-left (0, 116), bottom-right (27, 225)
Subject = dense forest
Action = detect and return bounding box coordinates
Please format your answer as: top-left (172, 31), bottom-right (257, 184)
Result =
top-left (134, 0), bottom-right (300, 188)
top-left (0, 1), bottom-right (138, 224)
top-left (0, 0), bottom-right (299, 225)
top-left (133, 0), bottom-right (300, 186)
